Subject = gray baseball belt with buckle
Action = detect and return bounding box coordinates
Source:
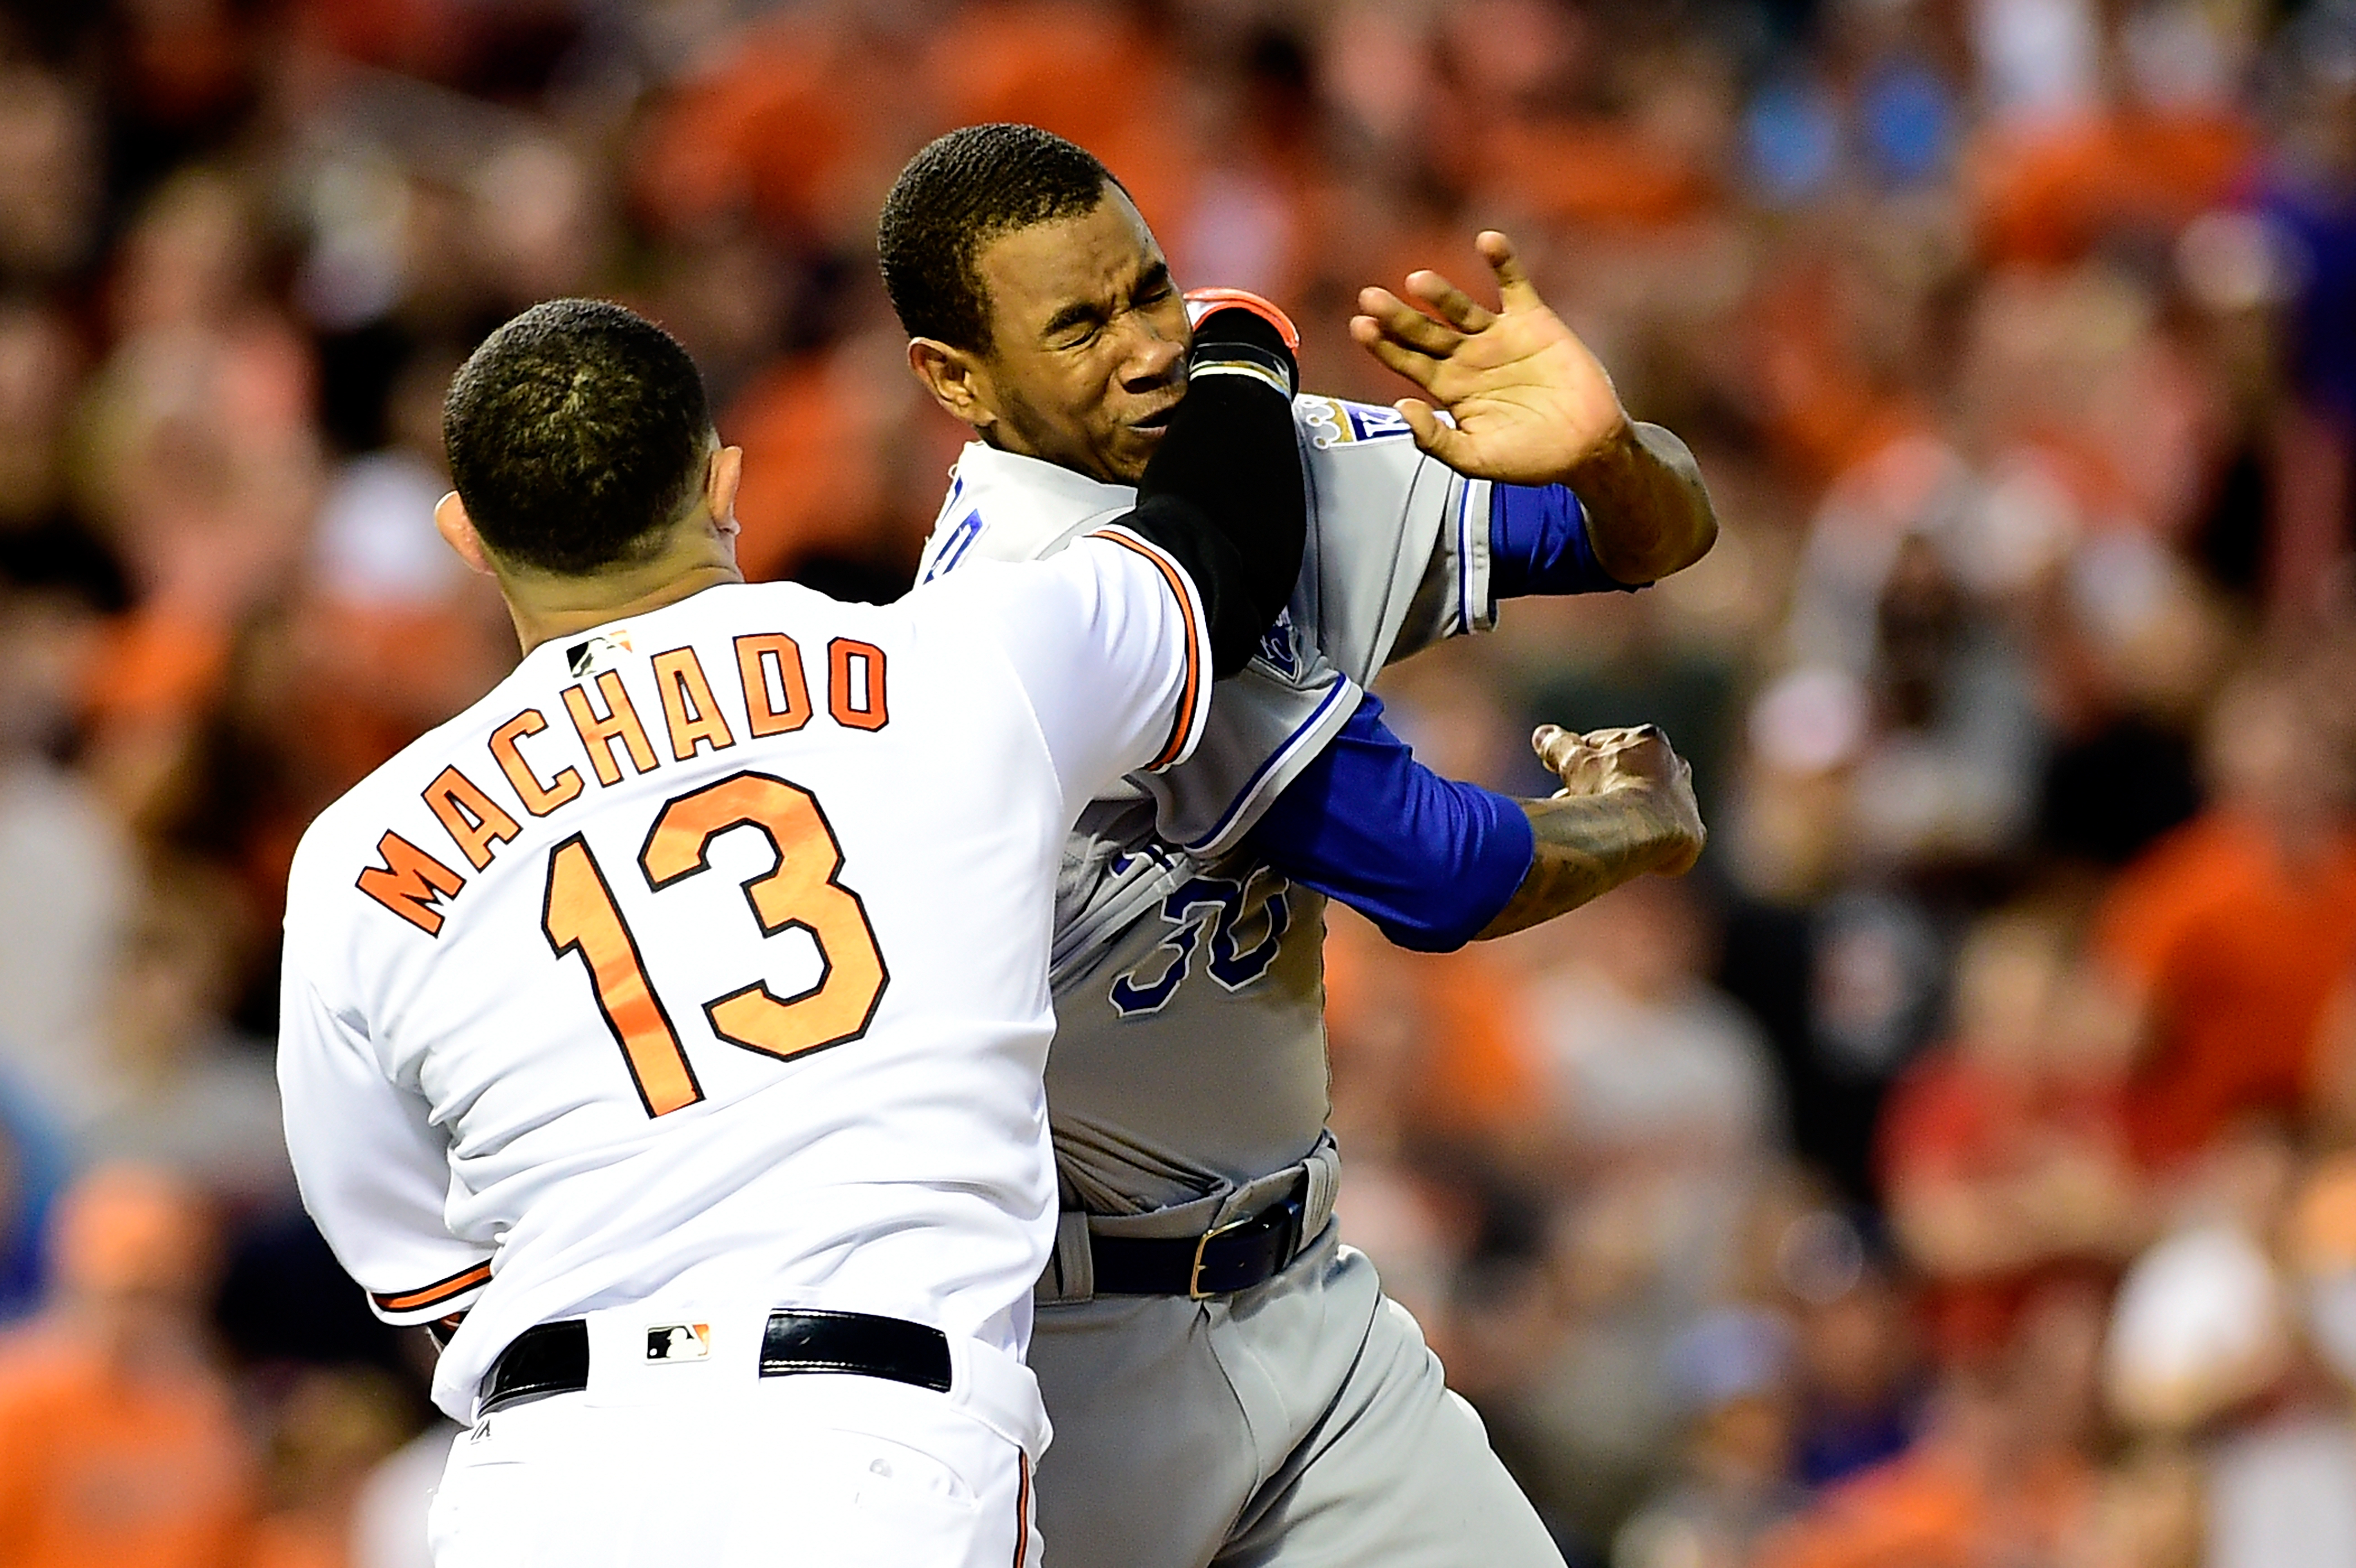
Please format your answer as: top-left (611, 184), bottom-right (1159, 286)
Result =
top-left (1036, 1134), bottom-right (1341, 1305)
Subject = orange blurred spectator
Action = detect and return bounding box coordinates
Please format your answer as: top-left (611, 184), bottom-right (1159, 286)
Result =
top-left (923, 1), bottom-right (1197, 235)
top-left (631, 11), bottom-right (918, 247)
top-left (289, 0), bottom-right (469, 81)
top-left (722, 348), bottom-right (898, 584)
top-left (1754, 1285), bottom-right (2104, 1568)
top-left (75, 170), bottom-right (324, 750)
top-left (1322, 905), bottom-right (1550, 1154)
top-left (2095, 665), bottom-right (2356, 1167)
top-left (1969, 110), bottom-right (2257, 269)
top-left (1475, 118), bottom-right (1718, 234)
top-left (1746, 252), bottom-right (1938, 489)
top-left (1878, 909), bottom-right (2145, 1362)
top-left (0, 1165), bottom-right (256, 1568)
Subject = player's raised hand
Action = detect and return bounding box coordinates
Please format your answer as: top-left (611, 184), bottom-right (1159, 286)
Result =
top-left (1531, 722), bottom-right (1705, 876)
top-left (1350, 231), bottom-right (1627, 486)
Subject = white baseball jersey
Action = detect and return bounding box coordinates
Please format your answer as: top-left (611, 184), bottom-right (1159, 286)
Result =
top-left (279, 536), bottom-right (1213, 1423)
top-left (914, 397), bottom-right (1489, 1212)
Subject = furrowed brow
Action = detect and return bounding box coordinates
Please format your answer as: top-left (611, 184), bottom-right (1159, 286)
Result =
top-left (1041, 297), bottom-right (1108, 340)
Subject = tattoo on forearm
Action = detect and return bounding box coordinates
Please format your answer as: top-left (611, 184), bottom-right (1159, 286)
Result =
top-left (1476, 791), bottom-right (1686, 939)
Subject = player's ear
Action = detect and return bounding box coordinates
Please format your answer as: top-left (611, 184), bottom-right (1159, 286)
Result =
top-left (906, 338), bottom-right (995, 433)
top-left (434, 491), bottom-right (498, 577)
top-left (704, 444), bottom-right (743, 541)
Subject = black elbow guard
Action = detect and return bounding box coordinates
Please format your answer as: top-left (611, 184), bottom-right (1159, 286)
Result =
top-left (1120, 310), bottom-right (1305, 676)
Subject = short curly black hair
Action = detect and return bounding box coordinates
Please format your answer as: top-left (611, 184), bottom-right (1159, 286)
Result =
top-left (443, 299), bottom-right (712, 576)
top-left (877, 123), bottom-right (1118, 354)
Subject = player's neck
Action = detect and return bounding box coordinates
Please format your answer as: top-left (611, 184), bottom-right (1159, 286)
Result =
top-left (498, 531), bottom-right (745, 655)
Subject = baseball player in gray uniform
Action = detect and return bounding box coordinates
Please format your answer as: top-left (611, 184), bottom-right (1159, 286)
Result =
top-left (879, 125), bottom-right (1716, 1568)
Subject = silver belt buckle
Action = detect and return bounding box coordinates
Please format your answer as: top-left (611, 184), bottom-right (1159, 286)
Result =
top-left (1187, 1213), bottom-right (1257, 1300)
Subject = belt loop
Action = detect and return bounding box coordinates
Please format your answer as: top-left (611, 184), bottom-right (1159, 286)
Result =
top-left (1301, 1132), bottom-right (1342, 1243)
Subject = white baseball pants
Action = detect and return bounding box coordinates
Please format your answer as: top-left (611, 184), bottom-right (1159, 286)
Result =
top-left (428, 1310), bottom-right (1040, 1568)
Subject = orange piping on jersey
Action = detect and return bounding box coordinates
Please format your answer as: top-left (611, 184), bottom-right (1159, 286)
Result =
top-left (1086, 529), bottom-right (1203, 770)
top-left (826, 639), bottom-right (890, 731)
top-left (735, 633), bottom-right (813, 736)
top-left (423, 765), bottom-right (523, 871)
top-left (371, 1259), bottom-right (492, 1313)
top-left (356, 831), bottom-right (466, 936)
top-left (562, 670), bottom-right (661, 786)
top-left (652, 646), bottom-right (739, 761)
top-left (491, 708), bottom-right (585, 816)
top-left (1013, 1452), bottom-right (1031, 1568)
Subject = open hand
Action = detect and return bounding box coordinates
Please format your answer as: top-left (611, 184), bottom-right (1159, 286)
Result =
top-left (1531, 723), bottom-right (1705, 875)
top-left (1351, 231), bottom-right (1628, 485)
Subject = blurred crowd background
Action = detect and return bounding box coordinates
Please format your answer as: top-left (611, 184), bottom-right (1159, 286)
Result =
top-left (0, 0), bottom-right (2354, 1564)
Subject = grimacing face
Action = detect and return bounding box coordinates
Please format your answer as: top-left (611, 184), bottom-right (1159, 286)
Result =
top-left (963, 185), bottom-right (1193, 485)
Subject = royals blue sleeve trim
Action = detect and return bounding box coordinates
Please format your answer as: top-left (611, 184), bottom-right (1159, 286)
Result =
top-left (1490, 482), bottom-right (1643, 600)
top-left (1243, 694), bottom-right (1535, 952)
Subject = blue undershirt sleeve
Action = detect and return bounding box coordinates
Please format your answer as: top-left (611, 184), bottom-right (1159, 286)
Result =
top-left (1489, 482), bottom-right (1643, 601)
top-left (1242, 693), bottom-right (1535, 953)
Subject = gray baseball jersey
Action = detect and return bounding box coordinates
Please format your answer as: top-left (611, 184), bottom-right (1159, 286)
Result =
top-left (912, 397), bottom-right (1493, 1214)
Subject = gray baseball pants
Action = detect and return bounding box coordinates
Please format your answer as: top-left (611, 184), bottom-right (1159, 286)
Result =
top-left (1028, 1225), bottom-right (1567, 1568)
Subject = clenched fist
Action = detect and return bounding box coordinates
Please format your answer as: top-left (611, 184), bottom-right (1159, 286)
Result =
top-left (1531, 723), bottom-right (1705, 876)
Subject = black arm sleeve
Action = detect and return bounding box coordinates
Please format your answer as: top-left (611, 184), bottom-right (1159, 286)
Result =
top-left (1116, 317), bottom-right (1304, 677)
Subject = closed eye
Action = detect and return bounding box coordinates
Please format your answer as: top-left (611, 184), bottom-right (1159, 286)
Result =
top-left (1043, 302), bottom-right (1106, 348)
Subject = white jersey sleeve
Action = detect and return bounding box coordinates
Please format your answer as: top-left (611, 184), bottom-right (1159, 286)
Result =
top-left (924, 527), bottom-right (1215, 806)
top-left (278, 960), bottom-right (489, 1325)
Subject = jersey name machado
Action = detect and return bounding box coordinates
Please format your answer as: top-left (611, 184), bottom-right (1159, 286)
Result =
top-left (279, 553), bottom-right (1210, 1422)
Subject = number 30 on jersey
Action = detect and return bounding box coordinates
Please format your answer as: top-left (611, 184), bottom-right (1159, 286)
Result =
top-left (541, 769), bottom-right (889, 1116)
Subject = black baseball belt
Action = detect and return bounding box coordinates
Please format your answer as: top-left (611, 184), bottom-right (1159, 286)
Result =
top-left (1090, 1192), bottom-right (1308, 1299)
top-left (478, 1308), bottom-right (952, 1416)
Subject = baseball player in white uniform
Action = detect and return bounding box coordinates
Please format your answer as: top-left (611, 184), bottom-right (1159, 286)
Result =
top-left (276, 295), bottom-right (1310, 1567)
top-left (881, 126), bottom-right (1716, 1568)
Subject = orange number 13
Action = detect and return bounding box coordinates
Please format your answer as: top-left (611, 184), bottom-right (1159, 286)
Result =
top-left (541, 770), bottom-right (889, 1117)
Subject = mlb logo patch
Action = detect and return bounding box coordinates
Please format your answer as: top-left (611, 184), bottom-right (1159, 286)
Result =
top-left (645, 1323), bottom-right (711, 1362)
top-left (567, 630), bottom-right (634, 676)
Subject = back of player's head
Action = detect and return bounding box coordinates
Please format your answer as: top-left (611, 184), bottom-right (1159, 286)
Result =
top-left (878, 123), bottom-right (1116, 354)
top-left (443, 299), bottom-right (712, 576)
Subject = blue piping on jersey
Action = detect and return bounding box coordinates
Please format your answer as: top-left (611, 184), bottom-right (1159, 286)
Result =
top-left (1455, 477), bottom-right (1478, 632)
top-left (1179, 675), bottom-right (1355, 854)
top-left (923, 508), bottom-right (985, 583)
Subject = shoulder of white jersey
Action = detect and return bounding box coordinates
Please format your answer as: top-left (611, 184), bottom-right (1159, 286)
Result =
top-left (1078, 523), bottom-right (1211, 773)
top-left (913, 524), bottom-right (1212, 776)
top-left (918, 444), bottom-right (1134, 579)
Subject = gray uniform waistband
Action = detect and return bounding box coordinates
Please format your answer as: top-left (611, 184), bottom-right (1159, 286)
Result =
top-left (1036, 1133), bottom-right (1341, 1306)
